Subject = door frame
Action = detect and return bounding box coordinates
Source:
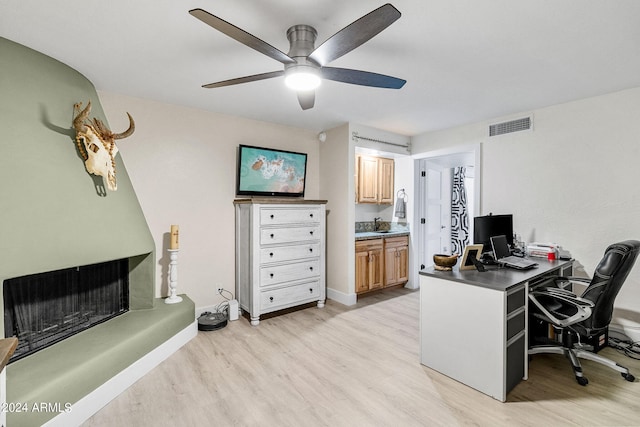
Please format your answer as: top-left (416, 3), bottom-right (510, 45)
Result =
top-left (408, 144), bottom-right (481, 289)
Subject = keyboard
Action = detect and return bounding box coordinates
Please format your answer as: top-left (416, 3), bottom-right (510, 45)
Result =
top-left (500, 256), bottom-right (538, 269)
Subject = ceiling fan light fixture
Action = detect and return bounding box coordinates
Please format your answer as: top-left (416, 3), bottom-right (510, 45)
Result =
top-left (284, 66), bottom-right (321, 91)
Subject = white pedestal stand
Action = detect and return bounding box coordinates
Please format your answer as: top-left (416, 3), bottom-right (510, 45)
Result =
top-left (165, 249), bottom-right (183, 304)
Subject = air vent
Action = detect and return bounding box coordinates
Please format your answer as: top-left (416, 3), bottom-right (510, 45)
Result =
top-left (489, 116), bottom-right (532, 137)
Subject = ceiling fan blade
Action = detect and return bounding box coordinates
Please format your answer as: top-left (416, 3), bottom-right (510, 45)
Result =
top-left (189, 8), bottom-right (296, 65)
top-left (308, 3), bottom-right (401, 66)
top-left (321, 67), bottom-right (406, 89)
top-left (202, 70), bottom-right (284, 88)
top-left (297, 90), bottom-right (315, 110)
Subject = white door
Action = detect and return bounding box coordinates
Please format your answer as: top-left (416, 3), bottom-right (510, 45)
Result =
top-left (418, 160), bottom-right (452, 269)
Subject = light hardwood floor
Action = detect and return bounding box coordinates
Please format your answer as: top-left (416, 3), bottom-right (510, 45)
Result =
top-left (84, 288), bottom-right (640, 426)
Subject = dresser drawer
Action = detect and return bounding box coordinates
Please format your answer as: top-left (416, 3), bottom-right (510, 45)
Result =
top-left (260, 243), bottom-right (320, 264)
top-left (260, 226), bottom-right (320, 245)
top-left (260, 207), bottom-right (321, 225)
top-left (260, 260), bottom-right (320, 286)
top-left (260, 280), bottom-right (320, 311)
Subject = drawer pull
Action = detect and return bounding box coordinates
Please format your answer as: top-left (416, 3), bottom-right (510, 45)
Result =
top-left (309, 288), bottom-right (313, 293)
top-left (269, 252), bottom-right (274, 257)
top-left (310, 213), bottom-right (314, 218)
top-left (270, 233), bottom-right (274, 238)
top-left (309, 266), bottom-right (313, 271)
top-left (270, 273), bottom-right (274, 278)
top-left (269, 296), bottom-right (274, 302)
top-left (309, 248), bottom-right (313, 253)
top-left (309, 231), bottom-right (314, 236)
top-left (270, 214), bottom-right (274, 219)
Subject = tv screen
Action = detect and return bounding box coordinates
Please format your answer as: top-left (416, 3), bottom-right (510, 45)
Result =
top-left (236, 145), bottom-right (307, 197)
top-left (473, 214), bottom-right (514, 253)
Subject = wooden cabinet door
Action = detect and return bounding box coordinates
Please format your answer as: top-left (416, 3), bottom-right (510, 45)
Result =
top-left (356, 240), bottom-right (384, 293)
top-left (357, 156), bottom-right (379, 203)
top-left (385, 246), bottom-right (398, 285)
top-left (383, 236), bottom-right (409, 287)
top-left (356, 155), bottom-right (395, 204)
top-left (368, 247), bottom-right (384, 290)
top-left (378, 157), bottom-right (395, 204)
top-left (396, 245), bottom-right (409, 283)
top-left (355, 249), bottom-right (371, 293)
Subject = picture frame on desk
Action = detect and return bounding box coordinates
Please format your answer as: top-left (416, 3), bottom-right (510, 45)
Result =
top-left (460, 244), bottom-right (484, 270)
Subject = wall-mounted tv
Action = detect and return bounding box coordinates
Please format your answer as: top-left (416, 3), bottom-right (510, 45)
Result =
top-left (236, 144), bottom-right (307, 197)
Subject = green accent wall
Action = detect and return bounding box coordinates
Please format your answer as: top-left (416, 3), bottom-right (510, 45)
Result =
top-left (0, 37), bottom-right (156, 328)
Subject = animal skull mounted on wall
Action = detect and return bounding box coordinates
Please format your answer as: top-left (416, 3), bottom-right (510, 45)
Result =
top-left (72, 101), bottom-right (135, 191)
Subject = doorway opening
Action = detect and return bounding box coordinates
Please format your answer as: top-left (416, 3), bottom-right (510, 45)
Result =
top-left (414, 145), bottom-right (480, 271)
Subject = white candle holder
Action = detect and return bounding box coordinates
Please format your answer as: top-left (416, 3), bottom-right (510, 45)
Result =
top-left (165, 249), bottom-right (183, 304)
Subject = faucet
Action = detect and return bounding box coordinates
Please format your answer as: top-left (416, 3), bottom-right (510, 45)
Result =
top-left (374, 217), bottom-right (382, 231)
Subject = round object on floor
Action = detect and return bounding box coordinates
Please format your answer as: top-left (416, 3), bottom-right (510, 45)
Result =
top-left (198, 311), bottom-right (228, 331)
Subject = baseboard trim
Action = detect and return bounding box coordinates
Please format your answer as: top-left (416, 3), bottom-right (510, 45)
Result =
top-left (44, 321), bottom-right (197, 427)
top-left (327, 288), bottom-right (357, 306)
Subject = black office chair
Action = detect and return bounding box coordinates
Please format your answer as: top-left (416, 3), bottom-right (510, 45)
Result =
top-left (528, 240), bottom-right (640, 385)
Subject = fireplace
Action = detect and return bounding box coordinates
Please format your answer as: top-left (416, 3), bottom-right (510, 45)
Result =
top-left (3, 258), bottom-right (129, 362)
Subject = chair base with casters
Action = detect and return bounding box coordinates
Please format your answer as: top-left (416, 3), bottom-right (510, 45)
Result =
top-left (528, 240), bottom-right (640, 386)
top-left (529, 332), bottom-right (635, 386)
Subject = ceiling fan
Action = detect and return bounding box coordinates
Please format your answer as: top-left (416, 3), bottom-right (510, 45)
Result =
top-left (189, 3), bottom-right (406, 110)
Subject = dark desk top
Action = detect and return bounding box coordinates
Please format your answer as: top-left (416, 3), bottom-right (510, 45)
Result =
top-left (419, 258), bottom-right (573, 292)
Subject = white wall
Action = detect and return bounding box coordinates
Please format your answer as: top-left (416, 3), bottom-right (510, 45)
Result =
top-left (319, 124), bottom-right (354, 304)
top-left (98, 91), bottom-right (319, 313)
top-left (412, 87), bottom-right (640, 339)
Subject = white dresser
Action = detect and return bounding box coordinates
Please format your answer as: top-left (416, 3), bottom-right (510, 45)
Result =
top-left (234, 199), bottom-right (327, 325)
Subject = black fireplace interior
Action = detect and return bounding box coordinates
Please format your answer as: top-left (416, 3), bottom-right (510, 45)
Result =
top-left (3, 258), bottom-right (129, 363)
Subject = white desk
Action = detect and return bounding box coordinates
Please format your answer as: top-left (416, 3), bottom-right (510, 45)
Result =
top-left (419, 258), bottom-right (573, 401)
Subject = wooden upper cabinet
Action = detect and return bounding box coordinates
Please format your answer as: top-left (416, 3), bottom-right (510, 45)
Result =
top-left (378, 158), bottom-right (394, 204)
top-left (357, 155), bottom-right (379, 203)
top-left (356, 155), bottom-right (394, 204)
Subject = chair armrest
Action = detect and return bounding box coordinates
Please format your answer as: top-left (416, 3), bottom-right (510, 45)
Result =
top-left (555, 276), bottom-right (590, 290)
top-left (529, 289), bottom-right (593, 328)
top-left (541, 287), bottom-right (594, 307)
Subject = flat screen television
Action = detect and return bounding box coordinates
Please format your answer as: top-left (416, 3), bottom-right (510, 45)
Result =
top-left (473, 214), bottom-right (514, 253)
top-left (236, 144), bottom-right (307, 197)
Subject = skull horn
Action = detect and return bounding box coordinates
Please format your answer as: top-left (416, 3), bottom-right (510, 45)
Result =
top-left (112, 113), bottom-right (135, 140)
top-left (73, 101), bottom-right (92, 133)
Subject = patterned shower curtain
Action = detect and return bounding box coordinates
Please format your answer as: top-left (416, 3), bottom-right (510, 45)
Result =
top-left (451, 167), bottom-right (470, 255)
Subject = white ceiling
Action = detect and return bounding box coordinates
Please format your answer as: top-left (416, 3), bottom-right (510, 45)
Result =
top-left (2, 0), bottom-right (640, 136)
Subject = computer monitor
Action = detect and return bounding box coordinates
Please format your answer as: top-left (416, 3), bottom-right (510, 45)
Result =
top-left (473, 214), bottom-right (514, 253)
